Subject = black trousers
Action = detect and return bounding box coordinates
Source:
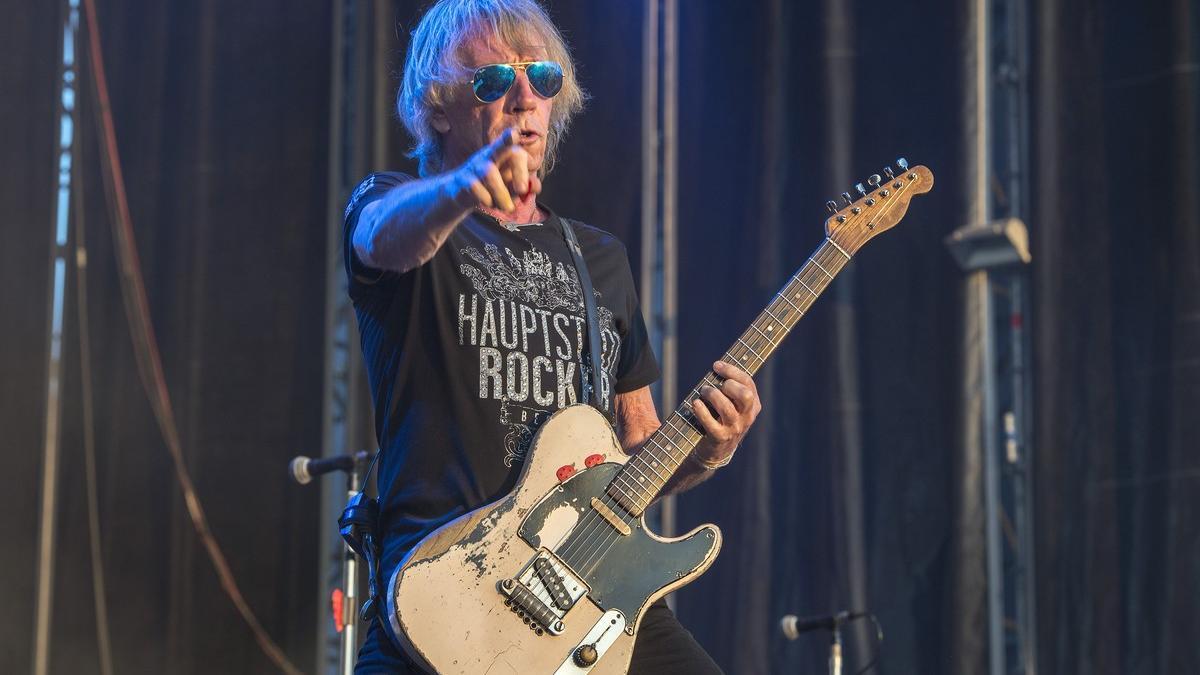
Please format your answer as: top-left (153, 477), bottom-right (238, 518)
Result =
top-left (355, 598), bottom-right (723, 674)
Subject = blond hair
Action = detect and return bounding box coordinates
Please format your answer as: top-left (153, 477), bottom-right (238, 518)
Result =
top-left (398, 0), bottom-right (586, 176)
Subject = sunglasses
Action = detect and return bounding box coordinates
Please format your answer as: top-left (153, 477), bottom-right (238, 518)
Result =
top-left (468, 61), bottom-right (564, 103)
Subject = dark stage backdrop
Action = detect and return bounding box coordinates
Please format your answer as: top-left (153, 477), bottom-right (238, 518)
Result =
top-left (2, 1), bottom-right (1196, 674)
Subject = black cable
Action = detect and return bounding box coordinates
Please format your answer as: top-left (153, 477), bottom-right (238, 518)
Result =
top-left (852, 613), bottom-right (884, 675)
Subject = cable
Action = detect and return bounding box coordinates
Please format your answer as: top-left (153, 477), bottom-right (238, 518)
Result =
top-left (73, 98), bottom-right (115, 675)
top-left (852, 613), bottom-right (884, 675)
top-left (79, 1), bottom-right (302, 673)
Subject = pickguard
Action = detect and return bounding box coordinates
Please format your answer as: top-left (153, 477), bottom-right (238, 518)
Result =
top-left (518, 463), bottom-right (719, 630)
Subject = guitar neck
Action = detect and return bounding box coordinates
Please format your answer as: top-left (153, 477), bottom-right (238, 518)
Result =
top-left (606, 236), bottom-right (853, 516)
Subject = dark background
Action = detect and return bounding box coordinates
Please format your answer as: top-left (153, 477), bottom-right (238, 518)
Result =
top-left (2, 0), bottom-right (1196, 674)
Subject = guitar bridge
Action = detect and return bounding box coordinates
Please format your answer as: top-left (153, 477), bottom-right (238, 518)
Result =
top-left (497, 549), bottom-right (588, 636)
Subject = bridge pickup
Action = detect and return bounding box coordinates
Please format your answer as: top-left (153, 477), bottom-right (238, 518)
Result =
top-left (497, 550), bottom-right (588, 636)
top-left (534, 558), bottom-right (573, 610)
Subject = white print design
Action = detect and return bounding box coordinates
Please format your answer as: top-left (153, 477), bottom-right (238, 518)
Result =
top-left (458, 242), bottom-right (621, 467)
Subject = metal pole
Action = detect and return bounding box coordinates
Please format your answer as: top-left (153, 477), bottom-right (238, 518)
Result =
top-left (33, 2), bottom-right (81, 672)
top-left (641, 0), bottom-right (678, 543)
top-left (318, 1), bottom-right (351, 670)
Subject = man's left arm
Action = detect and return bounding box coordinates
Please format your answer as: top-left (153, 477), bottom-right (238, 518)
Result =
top-left (614, 361), bottom-right (762, 497)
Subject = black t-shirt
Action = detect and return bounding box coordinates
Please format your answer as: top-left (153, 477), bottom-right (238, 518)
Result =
top-left (343, 172), bottom-right (660, 573)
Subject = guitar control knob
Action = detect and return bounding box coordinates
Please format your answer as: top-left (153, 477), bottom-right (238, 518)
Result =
top-left (574, 643), bottom-right (599, 667)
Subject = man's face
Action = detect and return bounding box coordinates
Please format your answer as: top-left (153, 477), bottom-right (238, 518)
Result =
top-left (435, 32), bottom-right (554, 174)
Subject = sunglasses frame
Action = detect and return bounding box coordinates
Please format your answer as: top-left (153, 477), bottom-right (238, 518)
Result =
top-left (466, 60), bottom-right (564, 103)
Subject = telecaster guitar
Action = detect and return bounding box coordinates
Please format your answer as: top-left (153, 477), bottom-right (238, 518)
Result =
top-left (386, 162), bottom-right (934, 673)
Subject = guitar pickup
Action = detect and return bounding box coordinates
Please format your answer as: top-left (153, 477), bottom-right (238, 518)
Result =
top-left (497, 550), bottom-right (588, 636)
top-left (534, 558), bottom-right (573, 609)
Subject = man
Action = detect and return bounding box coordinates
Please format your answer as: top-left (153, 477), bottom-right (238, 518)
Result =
top-left (345, 1), bottom-right (761, 672)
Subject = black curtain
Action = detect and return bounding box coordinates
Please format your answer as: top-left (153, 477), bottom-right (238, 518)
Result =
top-left (3, 0), bottom-right (1197, 674)
top-left (1033, 0), bottom-right (1200, 673)
top-left (2, 1), bottom-right (331, 672)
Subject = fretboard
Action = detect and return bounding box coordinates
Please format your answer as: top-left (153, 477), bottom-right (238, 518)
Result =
top-left (606, 237), bottom-right (853, 516)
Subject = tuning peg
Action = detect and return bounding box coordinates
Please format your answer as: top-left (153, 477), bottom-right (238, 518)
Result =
top-left (841, 191), bottom-right (853, 206)
top-left (868, 174), bottom-right (882, 188)
top-left (883, 167), bottom-right (895, 180)
top-left (855, 182), bottom-right (868, 198)
top-left (896, 157), bottom-right (909, 171)
top-left (825, 200), bottom-right (838, 213)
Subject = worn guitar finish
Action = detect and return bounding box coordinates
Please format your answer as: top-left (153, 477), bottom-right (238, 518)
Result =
top-left (388, 405), bottom-right (719, 674)
top-left (387, 164), bottom-right (933, 674)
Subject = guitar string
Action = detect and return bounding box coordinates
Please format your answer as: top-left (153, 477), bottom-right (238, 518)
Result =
top-left (501, 179), bottom-right (918, 624)
top-left (570, 252), bottom-right (832, 578)
top-left (563, 181), bottom-right (913, 579)
top-left (569, 264), bottom-right (816, 578)
top-left (535, 179), bottom-right (917, 601)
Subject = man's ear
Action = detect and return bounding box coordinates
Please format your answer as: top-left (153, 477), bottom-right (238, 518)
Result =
top-left (431, 108), bottom-right (450, 134)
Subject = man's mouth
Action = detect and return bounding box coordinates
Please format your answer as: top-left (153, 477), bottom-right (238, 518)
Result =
top-left (518, 129), bottom-right (542, 144)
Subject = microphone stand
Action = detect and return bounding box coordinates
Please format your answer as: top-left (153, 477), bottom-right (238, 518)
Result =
top-left (339, 453), bottom-right (369, 675)
top-left (828, 621), bottom-right (843, 675)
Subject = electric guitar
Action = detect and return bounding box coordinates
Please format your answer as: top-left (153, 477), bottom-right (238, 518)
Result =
top-left (385, 162), bottom-right (934, 673)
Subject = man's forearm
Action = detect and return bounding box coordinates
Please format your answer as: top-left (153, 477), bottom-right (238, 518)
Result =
top-left (353, 172), bottom-right (472, 274)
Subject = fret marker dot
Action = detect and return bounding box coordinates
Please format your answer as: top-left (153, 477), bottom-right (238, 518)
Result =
top-left (638, 476), bottom-right (645, 483)
top-left (767, 325), bottom-right (774, 331)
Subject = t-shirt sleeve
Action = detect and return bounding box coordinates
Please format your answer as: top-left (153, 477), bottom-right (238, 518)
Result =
top-left (613, 246), bottom-right (660, 394)
top-left (342, 172), bottom-right (412, 291)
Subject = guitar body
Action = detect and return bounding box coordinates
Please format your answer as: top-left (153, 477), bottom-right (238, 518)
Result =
top-left (386, 404), bottom-right (722, 674)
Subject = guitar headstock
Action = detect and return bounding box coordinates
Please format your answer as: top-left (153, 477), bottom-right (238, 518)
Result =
top-left (824, 158), bottom-right (934, 255)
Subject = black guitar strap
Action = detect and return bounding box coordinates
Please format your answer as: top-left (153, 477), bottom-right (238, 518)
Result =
top-left (556, 215), bottom-right (607, 413)
top-left (349, 212), bottom-right (607, 636)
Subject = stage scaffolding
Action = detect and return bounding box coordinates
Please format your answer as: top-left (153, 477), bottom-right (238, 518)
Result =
top-left (952, 0), bottom-right (1037, 672)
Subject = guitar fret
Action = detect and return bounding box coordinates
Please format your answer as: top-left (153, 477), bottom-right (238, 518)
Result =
top-left (826, 237), bottom-right (851, 260)
top-left (776, 291), bottom-right (804, 314)
top-left (763, 305), bottom-right (789, 328)
top-left (812, 258), bottom-right (833, 279)
top-left (625, 460), bottom-right (655, 488)
top-left (749, 322), bottom-right (776, 346)
top-left (665, 414), bottom-right (701, 442)
top-left (734, 338), bottom-right (763, 364)
top-left (612, 473), bottom-right (641, 499)
top-left (639, 444), bottom-right (673, 480)
top-left (797, 277), bottom-right (818, 297)
top-left (652, 435), bottom-right (686, 461)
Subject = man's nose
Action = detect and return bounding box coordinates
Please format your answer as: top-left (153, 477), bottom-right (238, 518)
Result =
top-left (507, 70), bottom-right (538, 109)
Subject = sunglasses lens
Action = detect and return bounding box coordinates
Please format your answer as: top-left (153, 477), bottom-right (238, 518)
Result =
top-left (526, 61), bottom-right (563, 99)
top-left (473, 65), bottom-right (516, 102)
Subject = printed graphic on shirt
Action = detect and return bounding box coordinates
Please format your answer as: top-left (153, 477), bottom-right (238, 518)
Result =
top-left (457, 242), bottom-right (621, 466)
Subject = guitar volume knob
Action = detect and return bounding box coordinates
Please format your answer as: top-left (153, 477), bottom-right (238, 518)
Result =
top-left (574, 643), bottom-right (599, 667)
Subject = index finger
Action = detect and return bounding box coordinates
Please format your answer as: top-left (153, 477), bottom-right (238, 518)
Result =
top-left (486, 128), bottom-right (519, 158)
top-left (713, 360), bottom-right (753, 385)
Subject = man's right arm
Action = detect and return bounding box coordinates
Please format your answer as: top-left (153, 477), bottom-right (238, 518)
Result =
top-left (352, 129), bottom-right (537, 274)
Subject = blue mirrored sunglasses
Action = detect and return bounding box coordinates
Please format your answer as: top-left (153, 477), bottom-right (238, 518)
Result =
top-left (468, 61), bottom-right (564, 103)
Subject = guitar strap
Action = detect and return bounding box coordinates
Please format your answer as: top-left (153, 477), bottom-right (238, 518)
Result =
top-left (556, 215), bottom-right (608, 414)
top-left (347, 213), bottom-right (608, 635)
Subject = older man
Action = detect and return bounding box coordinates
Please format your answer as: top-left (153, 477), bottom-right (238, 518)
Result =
top-left (346, 1), bottom-right (760, 672)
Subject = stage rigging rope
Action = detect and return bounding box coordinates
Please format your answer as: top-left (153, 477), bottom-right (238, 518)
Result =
top-left (80, 1), bottom-right (303, 673)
